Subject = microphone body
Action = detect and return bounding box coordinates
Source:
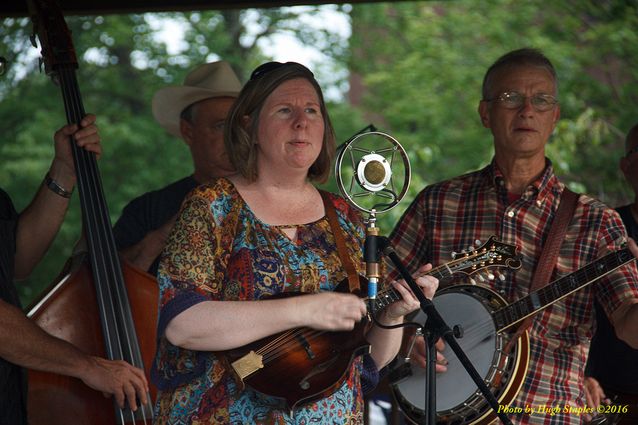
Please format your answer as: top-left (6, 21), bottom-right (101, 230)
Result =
top-left (334, 130), bottom-right (411, 300)
top-left (364, 225), bottom-right (380, 299)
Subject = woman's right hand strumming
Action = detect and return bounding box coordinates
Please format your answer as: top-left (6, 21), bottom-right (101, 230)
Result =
top-left (295, 292), bottom-right (367, 331)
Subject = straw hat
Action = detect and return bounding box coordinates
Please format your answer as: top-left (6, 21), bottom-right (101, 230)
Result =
top-left (152, 61), bottom-right (242, 137)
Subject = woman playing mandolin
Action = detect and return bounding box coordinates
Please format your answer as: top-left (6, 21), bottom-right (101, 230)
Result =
top-left (151, 61), bottom-right (438, 424)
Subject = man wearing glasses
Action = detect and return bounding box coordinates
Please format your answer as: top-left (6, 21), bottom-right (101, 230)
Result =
top-left (389, 48), bottom-right (638, 424)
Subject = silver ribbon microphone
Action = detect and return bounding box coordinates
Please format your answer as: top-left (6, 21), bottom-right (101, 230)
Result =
top-left (335, 131), bottom-right (411, 299)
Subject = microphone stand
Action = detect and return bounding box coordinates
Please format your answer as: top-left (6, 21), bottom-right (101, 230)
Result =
top-left (376, 235), bottom-right (513, 425)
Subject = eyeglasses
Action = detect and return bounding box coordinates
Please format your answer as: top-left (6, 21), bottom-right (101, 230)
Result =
top-left (249, 61), bottom-right (314, 81)
top-left (485, 91), bottom-right (558, 112)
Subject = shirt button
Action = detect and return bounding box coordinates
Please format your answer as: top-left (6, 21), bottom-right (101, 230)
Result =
top-left (507, 211), bottom-right (515, 218)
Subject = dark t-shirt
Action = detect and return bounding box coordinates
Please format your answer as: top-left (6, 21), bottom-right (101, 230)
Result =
top-left (586, 204), bottom-right (638, 395)
top-left (0, 188), bottom-right (28, 425)
top-left (112, 176), bottom-right (198, 276)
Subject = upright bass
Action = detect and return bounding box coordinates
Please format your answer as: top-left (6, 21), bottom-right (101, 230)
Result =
top-left (26, 1), bottom-right (157, 423)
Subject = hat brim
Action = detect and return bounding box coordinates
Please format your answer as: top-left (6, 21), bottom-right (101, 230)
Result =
top-left (152, 86), bottom-right (239, 138)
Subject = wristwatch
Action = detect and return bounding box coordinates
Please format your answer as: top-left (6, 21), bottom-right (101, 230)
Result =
top-left (44, 173), bottom-right (73, 198)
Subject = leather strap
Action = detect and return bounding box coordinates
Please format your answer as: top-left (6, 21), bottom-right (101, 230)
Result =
top-left (505, 188), bottom-right (580, 349)
top-left (529, 188), bottom-right (580, 293)
top-left (320, 190), bottom-right (361, 293)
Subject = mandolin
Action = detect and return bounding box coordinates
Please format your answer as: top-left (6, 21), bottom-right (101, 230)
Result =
top-left (223, 235), bottom-right (521, 412)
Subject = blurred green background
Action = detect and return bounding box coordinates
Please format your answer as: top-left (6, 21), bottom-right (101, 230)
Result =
top-left (1, 0), bottom-right (636, 306)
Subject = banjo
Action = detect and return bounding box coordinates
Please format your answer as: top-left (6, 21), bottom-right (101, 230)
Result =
top-left (392, 246), bottom-right (636, 425)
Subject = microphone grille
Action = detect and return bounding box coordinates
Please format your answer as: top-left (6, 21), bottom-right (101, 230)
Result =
top-left (364, 160), bottom-right (387, 185)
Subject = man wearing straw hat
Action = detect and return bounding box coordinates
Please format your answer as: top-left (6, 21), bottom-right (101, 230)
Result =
top-left (113, 61), bottom-right (242, 275)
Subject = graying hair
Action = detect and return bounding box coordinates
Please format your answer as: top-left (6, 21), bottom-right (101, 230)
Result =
top-left (482, 48), bottom-right (558, 100)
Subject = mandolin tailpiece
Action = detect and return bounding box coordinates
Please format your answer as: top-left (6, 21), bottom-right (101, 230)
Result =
top-left (231, 350), bottom-right (264, 380)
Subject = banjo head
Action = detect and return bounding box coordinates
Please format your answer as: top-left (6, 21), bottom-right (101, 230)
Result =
top-left (391, 285), bottom-right (526, 424)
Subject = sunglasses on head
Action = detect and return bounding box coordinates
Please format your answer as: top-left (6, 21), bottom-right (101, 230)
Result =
top-left (249, 61), bottom-right (314, 81)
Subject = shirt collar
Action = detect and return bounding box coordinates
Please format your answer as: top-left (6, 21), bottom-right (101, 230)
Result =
top-left (486, 157), bottom-right (562, 204)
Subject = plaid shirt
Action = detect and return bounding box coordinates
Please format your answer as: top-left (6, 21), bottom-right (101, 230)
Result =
top-left (389, 159), bottom-right (638, 424)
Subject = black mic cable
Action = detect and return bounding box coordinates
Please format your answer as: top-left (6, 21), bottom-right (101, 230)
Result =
top-left (336, 123), bottom-right (378, 153)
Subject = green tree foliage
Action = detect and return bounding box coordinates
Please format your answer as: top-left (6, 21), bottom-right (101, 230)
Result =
top-left (0, 6), bottom-right (350, 304)
top-left (348, 0), bottom-right (638, 229)
top-left (1, 1), bottom-right (636, 305)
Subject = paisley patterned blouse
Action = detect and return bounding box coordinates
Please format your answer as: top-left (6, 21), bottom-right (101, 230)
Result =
top-left (152, 178), bottom-right (369, 424)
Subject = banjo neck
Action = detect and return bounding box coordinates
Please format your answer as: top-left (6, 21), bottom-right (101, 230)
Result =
top-left (494, 247), bottom-right (635, 332)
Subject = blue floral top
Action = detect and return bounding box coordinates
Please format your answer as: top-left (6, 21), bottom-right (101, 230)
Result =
top-left (152, 178), bottom-right (371, 424)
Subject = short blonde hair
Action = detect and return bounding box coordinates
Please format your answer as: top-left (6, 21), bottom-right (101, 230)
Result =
top-left (224, 62), bottom-right (336, 183)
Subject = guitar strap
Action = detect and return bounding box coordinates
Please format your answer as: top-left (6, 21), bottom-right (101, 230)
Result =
top-left (505, 187), bottom-right (580, 351)
top-left (319, 190), bottom-right (361, 293)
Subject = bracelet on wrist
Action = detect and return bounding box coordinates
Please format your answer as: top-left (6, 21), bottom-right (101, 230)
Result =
top-left (44, 173), bottom-right (73, 199)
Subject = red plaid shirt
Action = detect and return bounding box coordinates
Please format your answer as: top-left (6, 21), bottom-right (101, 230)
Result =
top-left (389, 159), bottom-right (638, 424)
